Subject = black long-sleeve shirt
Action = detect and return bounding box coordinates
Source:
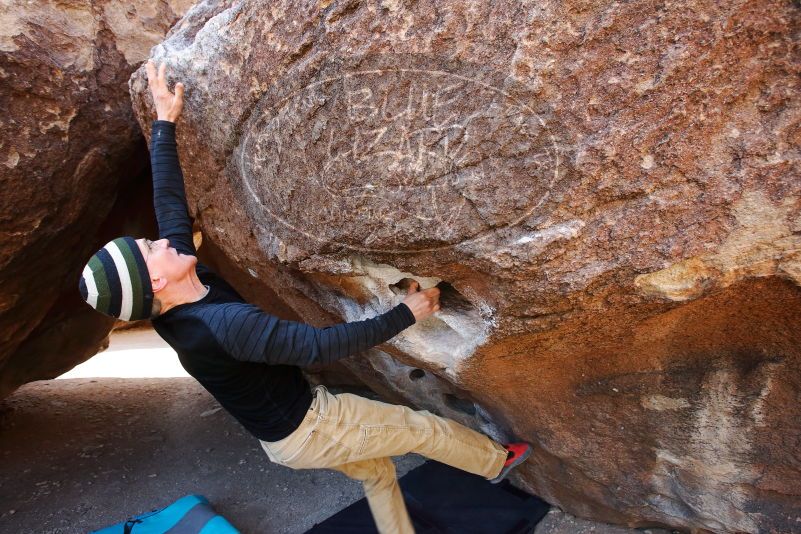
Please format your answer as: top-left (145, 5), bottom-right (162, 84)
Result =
top-left (148, 120), bottom-right (416, 441)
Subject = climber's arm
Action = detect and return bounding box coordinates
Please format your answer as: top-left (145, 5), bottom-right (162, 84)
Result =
top-left (146, 60), bottom-right (195, 256)
top-left (206, 302), bottom-right (417, 367)
top-left (150, 120), bottom-right (196, 256)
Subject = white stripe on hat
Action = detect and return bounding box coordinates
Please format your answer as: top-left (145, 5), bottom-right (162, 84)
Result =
top-left (82, 264), bottom-right (99, 309)
top-left (106, 240), bottom-right (134, 321)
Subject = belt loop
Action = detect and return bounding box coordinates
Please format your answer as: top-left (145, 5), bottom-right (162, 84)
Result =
top-left (315, 385), bottom-right (329, 419)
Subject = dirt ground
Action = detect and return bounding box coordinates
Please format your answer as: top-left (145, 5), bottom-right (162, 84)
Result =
top-left (0, 329), bottom-right (676, 534)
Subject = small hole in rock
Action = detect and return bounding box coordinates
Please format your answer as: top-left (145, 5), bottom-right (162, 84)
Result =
top-left (435, 281), bottom-right (475, 313)
top-left (409, 369), bottom-right (426, 381)
top-left (389, 277), bottom-right (417, 295)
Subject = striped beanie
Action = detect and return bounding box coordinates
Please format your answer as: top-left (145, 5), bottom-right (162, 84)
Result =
top-left (78, 236), bottom-right (154, 321)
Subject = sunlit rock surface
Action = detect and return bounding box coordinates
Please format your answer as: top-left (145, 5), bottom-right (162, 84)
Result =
top-left (127, 0), bottom-right (800, 531)
top-left (0, 0), bottom-right (193, 399)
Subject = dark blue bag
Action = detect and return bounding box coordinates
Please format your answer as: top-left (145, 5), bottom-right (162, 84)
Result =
top-left (90, 494), bottom-right (240, 534)
top-left (308, 460), bottom-right (549, 533)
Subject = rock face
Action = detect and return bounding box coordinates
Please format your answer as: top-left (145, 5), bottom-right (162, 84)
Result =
top-left (129, 0), bottom-right (800, 531)
top-left (0, 0), bottom-right (192, 398)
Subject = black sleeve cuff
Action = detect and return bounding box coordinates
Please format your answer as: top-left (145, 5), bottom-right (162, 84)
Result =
top-left (152, 120), bottom-right (176, 140)
top-left (393, 302), bottom-right (417, 327)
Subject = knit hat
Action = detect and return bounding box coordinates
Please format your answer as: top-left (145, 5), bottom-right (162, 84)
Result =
top-left (78, 236), bottom-right (154, 321)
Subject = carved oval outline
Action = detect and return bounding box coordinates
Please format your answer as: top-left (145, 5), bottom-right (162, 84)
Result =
top-left (238, 66), bottom-right (561, 254)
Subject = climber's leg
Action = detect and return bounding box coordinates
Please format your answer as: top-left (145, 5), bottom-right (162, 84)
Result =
top-left (329, 457), bottom-right (415, 534)
top-left (265, 384), bottom-right (507, 480)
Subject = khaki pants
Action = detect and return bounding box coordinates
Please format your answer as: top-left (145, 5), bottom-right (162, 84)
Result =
top-left (259, 385), bottom-right (507, 534)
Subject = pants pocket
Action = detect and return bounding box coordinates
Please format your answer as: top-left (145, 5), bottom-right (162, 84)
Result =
top-left (358, 423), bottom-right (433, 459)
top-left (283, 428), bottom-right (355, 469)
top-left (274, 428), bottom-right (318, 465)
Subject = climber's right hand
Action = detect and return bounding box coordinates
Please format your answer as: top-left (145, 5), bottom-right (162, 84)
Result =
top-left (401, 280), bottom-right (440, 322)
top-left (146, 59), bottom-right (185, 123)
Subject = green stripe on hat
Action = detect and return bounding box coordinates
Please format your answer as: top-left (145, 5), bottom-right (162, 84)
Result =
top-left (114, 238), bottom-right (144, 321)
top-left (87, 255), bottom-right (111, 316)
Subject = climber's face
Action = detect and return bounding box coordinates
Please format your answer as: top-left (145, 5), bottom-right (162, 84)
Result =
top-left (135, 238), bottom-right (196, 292)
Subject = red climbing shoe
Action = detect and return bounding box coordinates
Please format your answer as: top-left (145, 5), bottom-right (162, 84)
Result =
top-left (489, 442), bottom-right (532, 484)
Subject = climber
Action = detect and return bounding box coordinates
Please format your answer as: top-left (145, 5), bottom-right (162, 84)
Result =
top-left (77, 59), bottom-right (532, 534)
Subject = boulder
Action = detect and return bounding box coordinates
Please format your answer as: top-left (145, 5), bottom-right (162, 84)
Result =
top-left (0, 0), bottom-right (193, 399)
top-left (129, 0), bottom-right (800, 531)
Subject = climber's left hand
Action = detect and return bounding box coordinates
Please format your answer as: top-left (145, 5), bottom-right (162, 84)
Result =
top-left (146, 59), bottom-right (185, 123)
